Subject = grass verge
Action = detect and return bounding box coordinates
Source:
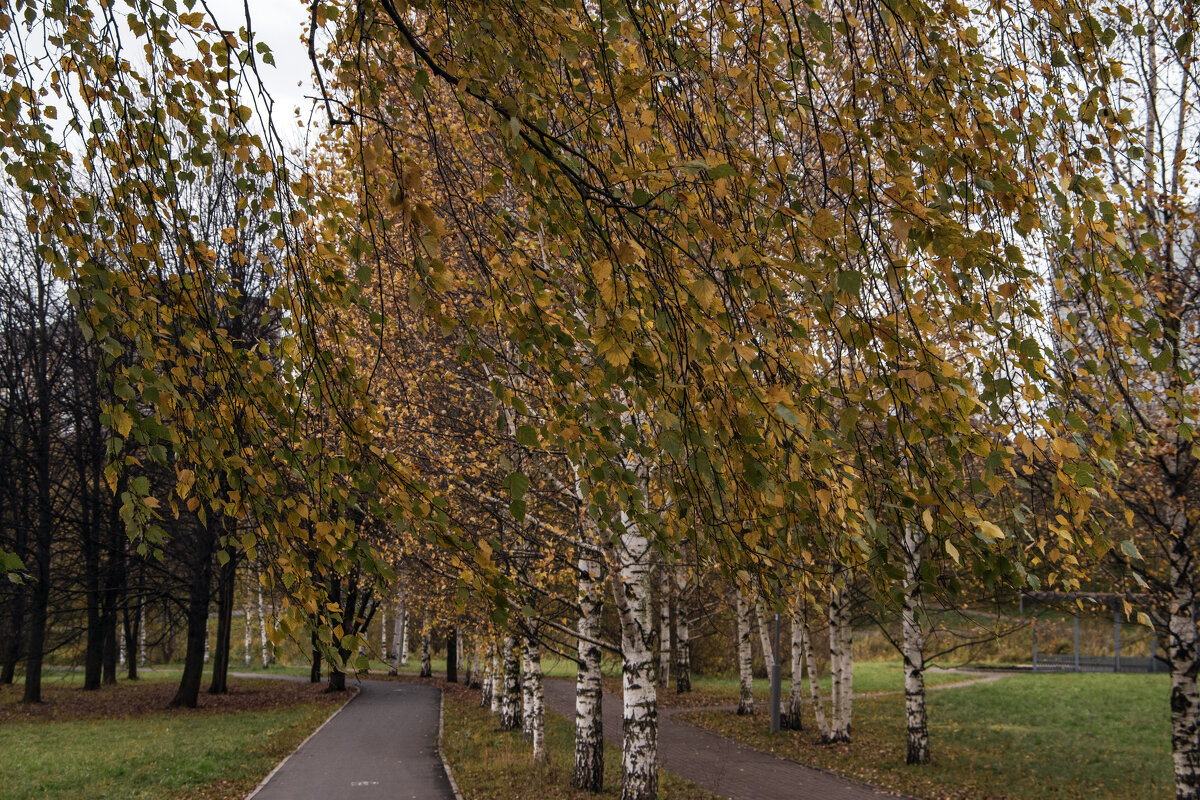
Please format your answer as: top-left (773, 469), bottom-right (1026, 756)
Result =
top-left (679, 671), bottom-right (1171, 799)
top-left (441, 682), bottom-right (718, 800)
top-left (660, 660), bottom-right (976, 708)
top-left (0, 678), bottom-right (348, 800)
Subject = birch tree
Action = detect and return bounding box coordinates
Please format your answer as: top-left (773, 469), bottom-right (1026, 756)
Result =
top-left (1043, 4), bottom-right (1200, 794)
top-left (674, 562), bottom-right (692, 694)
top-left (901, 521), bottom-right (930, 764)
top-left (658, 566), bottom-right (672, 689)
top-left (784, 616), bottom-right (806, 731)
top-left (734, 590), bottom-right (755, 716)
top-left (573, 511), bottom-right (606, 791)
top-left (827, 583), bottom-right (854, 743)
top-left (500, 636), bottom-right (522, 730)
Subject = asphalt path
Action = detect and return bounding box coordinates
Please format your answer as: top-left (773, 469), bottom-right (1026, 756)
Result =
top-left (246, 678), bottom-right (456, 800)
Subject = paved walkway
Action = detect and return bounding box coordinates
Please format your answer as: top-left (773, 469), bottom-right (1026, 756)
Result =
top-left (543, 679), bottom-right (915, 800)
top-left (246, 678), bottom-right (455, 800)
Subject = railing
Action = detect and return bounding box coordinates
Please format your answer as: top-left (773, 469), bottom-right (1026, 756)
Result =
top-left (1031, 653), bottom-right (1166, 674)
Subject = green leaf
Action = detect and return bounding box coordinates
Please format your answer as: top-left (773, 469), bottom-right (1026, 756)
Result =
top-left (516, 424), bottom-right (539, 447)
top-left (510, 498), bottom-right (527, 522)
top-left (1177, 29), bottom-right (1194, 58)
top-left (774, 402), bottom-right (802, 426)
top-left (836, 269), bottom-right (862, 296)
top-left (707, 162), bottom-right (737, 179)
top-left (507, 471), bottom-right (529, 500)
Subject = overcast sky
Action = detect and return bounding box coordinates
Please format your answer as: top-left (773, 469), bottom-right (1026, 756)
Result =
top-left (205, 0), bottom-right (321, 150)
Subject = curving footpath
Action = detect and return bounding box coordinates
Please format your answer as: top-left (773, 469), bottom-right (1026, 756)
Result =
top-left (543, 679), bottom-right (916, 800)
top-left (245, 678), bottom-right (456, 800)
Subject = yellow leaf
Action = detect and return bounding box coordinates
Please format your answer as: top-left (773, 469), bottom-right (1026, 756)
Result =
top-left (111, 409), bottom-right (133, 437)
top-left (976, 520), bottom-right (1005, 540)
top-left (1052, 437), bottom-right (1080, 459)
top-left (945, 540), bottom-right (960, 563)
top-left (812, 208), bottom-right (838, 238)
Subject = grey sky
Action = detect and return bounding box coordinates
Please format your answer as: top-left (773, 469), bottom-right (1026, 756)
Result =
top-left (205, 0), bottom-right (321, 149)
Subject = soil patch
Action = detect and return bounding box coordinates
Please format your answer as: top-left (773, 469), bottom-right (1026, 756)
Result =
top-left (0, 677), bottom-right (347, 723)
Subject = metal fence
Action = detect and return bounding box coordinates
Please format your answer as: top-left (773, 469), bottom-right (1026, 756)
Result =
top-left (1026, 594), bottom-right (1166, 674)
top-left (1032, 653), bottom-right (1166, 674)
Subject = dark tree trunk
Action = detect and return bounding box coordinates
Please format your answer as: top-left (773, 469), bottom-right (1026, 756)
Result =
top-left (101, 614), bottom-right (119, 685)
top-left (327, 669), bottom-right (346, 692)
top-left (208, 553), bottom-right (236, 694)
top-left (169, 521), bottom-right (216, 708)
top-left (0, 488), bottom-right (27, 686)
top-left (22, 316), bottom-right (54, 705)
top-left (0, 585), bottom-right (23, 684)
top-left (21, 533), bottom-right (50, 704)
top-left (22, 468), bottom-right (53, 704)
top-left (310, 631), bottom-right (322, 683)
top-left (82, 501), bottom-right (103, 690)
top-left (123, 604), bottom-right (139, 680)
top-left (100, 489), bottom-right (128, 686)
top-left (446, 627), bottom-right (458, 683)
top-left (79, 375), bottom-right (106, 691)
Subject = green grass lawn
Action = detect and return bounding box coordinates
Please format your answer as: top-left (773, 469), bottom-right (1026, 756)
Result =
top-left (659, 660), bottom-right (976, 708)
top-left (680, 671), bottom-right (1171, 800)
top-left (0, 679), bottom-right (345, 800)
top-left (441, 682), bottom-right (718, 800)
top-left (10, 662), bottom-right (317, 688)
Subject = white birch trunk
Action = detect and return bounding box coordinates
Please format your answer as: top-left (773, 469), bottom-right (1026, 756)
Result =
top-left (902, 523), bottom-right (930, 764)
top-left (828, 593), bottom-right (840, 739)
top-left (396, 601), bottom-right (408, 667)
top-left (500, 636), bottom-right (522, 730)
top-left (1168, 510), bottom-right (1200, 799)
top-left (658, 573), bottom-right (672, 688)
top-left (800, 615), bottom-right (830, 740)
top-left (379, 607), bottom-right (387, 664)
top-left (119, 626), bottom-right (126, 666)
top-left (256, 571), bottom-right (269, 668)
top-left (784, 616), bottom-right (804, 730)
top-left (674, 563), bottom-right (690, 693)
top-left (755, 598), bottom-right (776, 674)
top-left (524, 637), bottom-right (546, 762)
top-left (490, 651), bottom-right (502, 715)
top-left (522, 639), bottom-right (535, 738)
top-left (139, 606), bottom-right (147, 666)
top-left (841, 590), bottom-right (855, 740)
top-left (480, 659), bottom-right (492, 707)
top-left (573, 525), bottom-right (605, 791)
top-left (388, 599), bottom-right (401, 676)
top-left (420, 628), bottom-right (432, 678)
top-left (840, 590), bottom-right (854, 739)
top-left (243, 570), bottom-right (252, 667)
top-left (735, 590), bottom-right (755, 715)
top-left (469, 639), bottom-right (484, 688)
top-left (609, 509), bottom-right (658, 800)
top-left (828, 587), bottom-right (853, 742)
